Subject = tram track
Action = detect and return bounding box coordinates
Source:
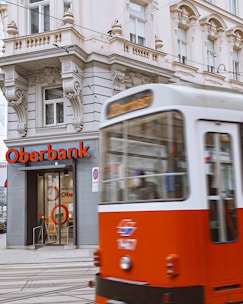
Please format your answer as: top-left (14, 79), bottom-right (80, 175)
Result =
top-left (0, 285), bottom-right (95, 303)
top-left (0, 260), bottom-right (97, 303)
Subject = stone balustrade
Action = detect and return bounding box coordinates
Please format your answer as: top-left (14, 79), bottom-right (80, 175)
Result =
top-left (2, 26), bottom-right (84, 55)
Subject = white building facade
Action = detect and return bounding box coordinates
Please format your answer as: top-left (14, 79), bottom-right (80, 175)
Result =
top-left (0, 0), bottom-right (242, 248)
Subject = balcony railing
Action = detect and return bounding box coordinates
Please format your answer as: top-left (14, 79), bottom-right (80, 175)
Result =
top-left (109, 36), bottom-right (166, 66)
top-left (2, 26), bottom-right (84, 56)
top-left (124, 40), bottom-right (165, 62)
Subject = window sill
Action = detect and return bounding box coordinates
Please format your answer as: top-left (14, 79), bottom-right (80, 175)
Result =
top-left (202, 71), bottom-right (225, 86)
top-left (36, 124), bottom-right (67, 135)
top-left (229, 78), bottom-right (243, 85)
top-left (172, 61), bottom-right (198, 78)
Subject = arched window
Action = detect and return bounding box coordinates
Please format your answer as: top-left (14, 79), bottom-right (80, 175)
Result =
top-left (170, 3), bottom-right (199, 66)
top-left (200, 16), bottom-right (226, 74)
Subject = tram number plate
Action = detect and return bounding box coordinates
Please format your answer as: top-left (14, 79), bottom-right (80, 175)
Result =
top-left (117, 238), bottom-right (137, 250)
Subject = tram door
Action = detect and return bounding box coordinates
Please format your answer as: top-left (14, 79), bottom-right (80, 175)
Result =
top-left (198, 121), bottom-right (241, 299)
top-left (37, 171), bottom-right (73, 245)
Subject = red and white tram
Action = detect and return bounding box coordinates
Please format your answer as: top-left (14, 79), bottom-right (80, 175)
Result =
top-left (94, 83), bottom-right (243, 304)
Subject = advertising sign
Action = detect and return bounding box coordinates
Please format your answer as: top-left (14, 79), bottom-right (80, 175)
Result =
top-left (0, 162), bottom-right (7, 187)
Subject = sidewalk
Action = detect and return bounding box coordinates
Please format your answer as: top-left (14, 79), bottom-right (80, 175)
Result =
top-left (0, 233), bottom-right (96, 264)
top-left (0, 233), bottom-right (98, 304)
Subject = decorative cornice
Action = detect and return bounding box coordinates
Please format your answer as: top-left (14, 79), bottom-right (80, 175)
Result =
top-left (29, 67), bottom-right (61, 85)
top-left (112, 68), bottom-right (153, 94)
top-left (200, 14), bottom-right (226, 39)
top-left (226, 28), bottom-right (243, 50)
top-left (170, 1), bottom-right (199, 29)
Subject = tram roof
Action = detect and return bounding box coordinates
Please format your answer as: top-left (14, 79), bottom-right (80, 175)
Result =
top-left (100, 83), bottom-right (243, 127)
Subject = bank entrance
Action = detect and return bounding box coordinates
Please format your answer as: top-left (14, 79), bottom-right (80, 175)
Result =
top-left (36, 170), bottom-right (74, 245)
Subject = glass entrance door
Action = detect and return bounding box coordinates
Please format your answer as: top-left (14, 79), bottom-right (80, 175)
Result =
top-left (38, 170), bottom-right (73, 245)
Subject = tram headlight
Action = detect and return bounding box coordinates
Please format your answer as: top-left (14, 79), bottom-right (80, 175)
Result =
top-left (120, 255), bottom-right (132, 271)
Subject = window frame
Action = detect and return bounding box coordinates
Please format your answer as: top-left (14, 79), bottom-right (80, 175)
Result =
top-left (229, 0), bottom-right (237, 15)
top-left (177, 27), bottom-right (187, 64)
top-left (129, 1), bottom-right (146, 46)
top-left (28, 0), bottom-right (50, 34)
top-left (100, 111), bottom-right (188, 204)
top-left (64, 0), bottom-right (72, 13)
top-left (207, 38), bottom-right (215, 73)
top-left (232, 49), bottom-right (240, 81)
top-left (44, 87), bottom-right (64, 127)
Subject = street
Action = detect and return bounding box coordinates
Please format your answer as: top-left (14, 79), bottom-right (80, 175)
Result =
top-left (0, 234), bottom-right (98, 304)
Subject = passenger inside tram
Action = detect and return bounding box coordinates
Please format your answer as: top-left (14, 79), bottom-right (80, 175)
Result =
top-left (128, 169), bottom-right (158, 200)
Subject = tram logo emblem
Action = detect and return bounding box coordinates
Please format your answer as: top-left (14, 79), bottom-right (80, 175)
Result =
top-left (117, 219), bottom-right (137, 237)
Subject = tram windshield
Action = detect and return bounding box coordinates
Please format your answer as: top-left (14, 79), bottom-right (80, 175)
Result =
top-left (100, 111), bottom-right (188, 203)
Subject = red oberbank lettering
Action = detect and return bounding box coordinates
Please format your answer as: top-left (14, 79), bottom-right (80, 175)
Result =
top-left (5, 141), bottom-right (90, 164)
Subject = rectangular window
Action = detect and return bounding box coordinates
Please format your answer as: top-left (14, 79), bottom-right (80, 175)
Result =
top-left (205, 133), bottom-right (238, 243)
top-left (44, 87), bottom-right (64, 126)
top-left (177, 27), bottom-right (187, 64)
top-left (64, 0), bottom-right (72, 12)
top-left (232, 50), bottom-right (240, 81)
top-left (129, 1), bottom-right (146, 46)
top-left (29, 0), bottom-right (50, 34)
top-left (229, 0), bottom-right (237, 14)
top-left (207, 39), bottom-right (215, 73)
top-left (100, 111), bottom-right (188, 203)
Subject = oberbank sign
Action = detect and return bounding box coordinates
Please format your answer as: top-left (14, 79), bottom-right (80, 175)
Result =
top-left (5, 141), bottom-right (90, 164)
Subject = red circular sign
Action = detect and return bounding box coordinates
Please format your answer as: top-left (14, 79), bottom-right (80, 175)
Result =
top-left (93, 168), bottom-right (99, 180)
top-left (51, 204), bottom-right (69, 225)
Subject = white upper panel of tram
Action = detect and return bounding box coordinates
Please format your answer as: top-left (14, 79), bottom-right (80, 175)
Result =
top-left (100, 84), bottom-right (243, 129)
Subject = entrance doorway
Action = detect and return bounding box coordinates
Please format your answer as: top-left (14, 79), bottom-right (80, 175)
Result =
top-left (37, 170), bottom-right (73, 245)
top-left (198, 121), bottom-right (240, 302)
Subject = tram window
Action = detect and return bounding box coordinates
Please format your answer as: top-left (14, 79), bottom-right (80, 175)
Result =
top-left (204, 132), bottom-right (238, 243)
top-left (100, 111), bottom-right (188, 203)
top-left (100, 123), bottom-right (125, 202)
